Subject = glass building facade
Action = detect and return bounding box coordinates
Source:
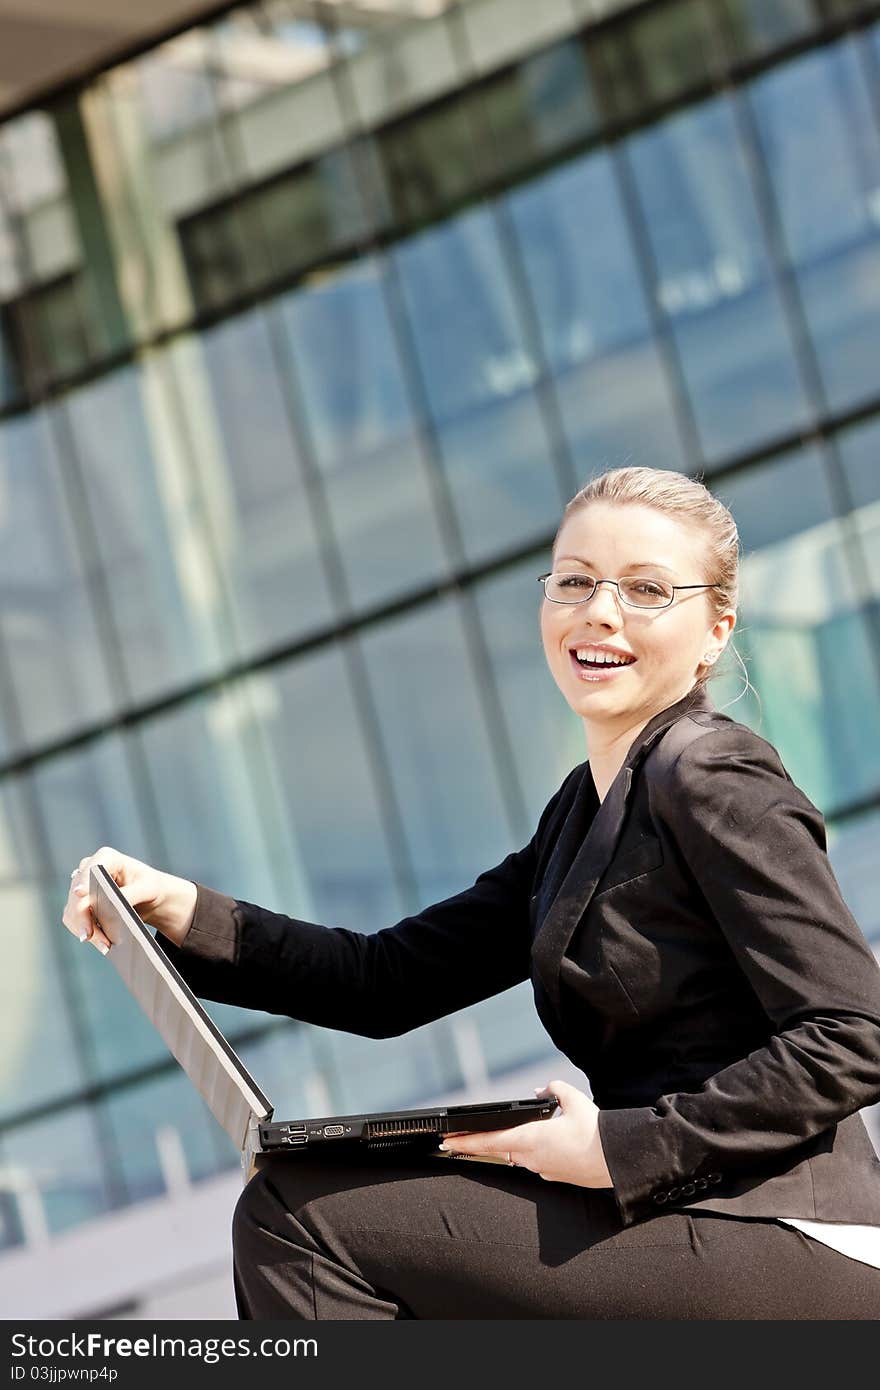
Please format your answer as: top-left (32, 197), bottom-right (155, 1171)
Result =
top-left (1, 0), bottom-right (880, 1302)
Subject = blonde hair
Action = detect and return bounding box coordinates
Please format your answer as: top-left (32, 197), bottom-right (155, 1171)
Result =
top-left (555, 466), bottom-right (754, 706)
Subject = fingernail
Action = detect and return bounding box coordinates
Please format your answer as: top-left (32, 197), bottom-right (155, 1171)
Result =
top-left (438, 1143), bottom-right (449, 1151)
top-left (98, 944), bottom-right (109, 956)
top-left (78, 930), bottom-right (89, 943)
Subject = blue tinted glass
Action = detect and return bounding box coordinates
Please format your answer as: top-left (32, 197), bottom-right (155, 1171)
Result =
top-left (63, 364), bottom-right (227, 703)
top-left (749, 37), bottom-right (880, 413)
top-left (719, 447), bottom-right (880, 811)
top-left (30, 736), bottom-right (168, 1086)
top-left (2, 1104), bottom-right (114, 1237)
top-left (627, 95), bottom-right (810, 462)
top-left (360, 597), bottom-right (516, 903)
top-left (0, 411), bottom-right (116, 750)
top-left (510, 148), bottom-right (685, 472)
top-left (836, 415), bottom-right (880, 609)
top-left (433, 390), bottom-right (564, 566)
top-left (394, 206), bottom-right (537, 425)
top-left (101, 1071), bottom-right (232, 1206)
top-left (255, 653), bottom-right (404, 931)
top-left (826, 806), bottom-right (880, 947)
top-left (308, 1024), bottom-right (461, 1114)
top-left (278, 259), bottom-right (449, 607)
top-left (0, 777), bottom-right (88, 1122)
top-left (474, 560), bottom-right (584, 828)
top-left (135, 690), bottom-right (291, 1038)
top-left (184, 309), bottom-right (336, 657)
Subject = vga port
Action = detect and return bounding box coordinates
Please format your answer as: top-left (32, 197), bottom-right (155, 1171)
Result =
top-left (323, 1124), bottom-right (345, 1137)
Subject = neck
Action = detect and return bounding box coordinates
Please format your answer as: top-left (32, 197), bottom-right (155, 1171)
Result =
top-left (583, 683), bottom-right (700, 793)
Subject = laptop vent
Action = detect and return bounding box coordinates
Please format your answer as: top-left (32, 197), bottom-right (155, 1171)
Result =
top-left (365, 1117), bottom-right (439, 1140)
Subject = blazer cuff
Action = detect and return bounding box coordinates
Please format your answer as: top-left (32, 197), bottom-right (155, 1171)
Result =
top-left (598, 1105), bottom-right (707, 1227)
top-left (175, 882), bottom-right (240, 966)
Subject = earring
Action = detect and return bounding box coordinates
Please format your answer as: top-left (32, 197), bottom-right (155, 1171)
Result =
top-left (703, 653), bottom-right (717, 664)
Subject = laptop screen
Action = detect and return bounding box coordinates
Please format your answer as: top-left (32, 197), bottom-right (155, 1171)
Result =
top-left (90, 864), bottom-right (272, 1148)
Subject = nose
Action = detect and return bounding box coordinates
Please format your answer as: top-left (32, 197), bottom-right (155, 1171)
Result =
top-left (586, 580), bottom-right (625, 624)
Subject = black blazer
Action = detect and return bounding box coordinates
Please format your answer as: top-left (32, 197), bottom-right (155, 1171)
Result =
top-left (164, 683), bottom-right (880, 1229)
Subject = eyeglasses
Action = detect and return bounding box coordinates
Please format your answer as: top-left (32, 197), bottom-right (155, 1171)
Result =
top-left (537, 572), bottom-right (721, 610)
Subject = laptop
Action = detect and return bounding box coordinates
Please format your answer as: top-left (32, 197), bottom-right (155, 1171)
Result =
top-left (89, 865), bottom-right (558, 1181)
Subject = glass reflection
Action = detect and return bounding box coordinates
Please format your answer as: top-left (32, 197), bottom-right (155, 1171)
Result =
top-left (62, 365), bottom-right (227, 703)
top-left (101, 1071), bottom-right (232, 1205)
top-left (0, 778), bottom-right (87, 1122)
top-left (0, 410), bottom-right (116, 750)
top-left (179, 309), bottom-right (336, 657)
top-left (627, 95), bottom-right (810, 462)
top-left (749, 36), bottom-right (880, 413)
top-left (30, 735), bottom-right (166, 1088)
top-left (257, 651), bottom-right (403, 931)
top-left (474, 561), bottom-right (584, 828)
top-left (135, 689), bottom-right (293, 1037)
top-left (278, 258), bottom-right (448, 607)
top-left (719, 447), bottom-right (880, 812)
top-left (510, 148), bottom-right (685, 474)
top-left (1, 1104), bottom-right (114, 1237)
top-left (360, 596), bottom-right (515, 903)
top-left (826, 806), bottom-right (880, 948)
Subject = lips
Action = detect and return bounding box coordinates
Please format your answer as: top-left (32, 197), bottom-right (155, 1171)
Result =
top-left (568, 649), bottom-right (637, 681)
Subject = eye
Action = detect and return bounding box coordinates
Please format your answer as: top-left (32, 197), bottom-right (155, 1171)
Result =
top-left (557, 573), bottom-right (594, 589)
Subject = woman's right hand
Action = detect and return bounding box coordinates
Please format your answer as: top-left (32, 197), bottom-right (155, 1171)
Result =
top-left (61, 847), bottom-right (198, 954)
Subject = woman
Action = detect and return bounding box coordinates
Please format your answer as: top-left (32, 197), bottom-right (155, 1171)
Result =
top-left (63, 467), bottom-right (880, 1319)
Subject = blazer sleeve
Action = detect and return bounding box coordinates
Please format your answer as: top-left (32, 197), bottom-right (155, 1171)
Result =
top-left (160, 767), bottom-right (581, 1039)
top-left (597, 726), bottom-right (880, 1227)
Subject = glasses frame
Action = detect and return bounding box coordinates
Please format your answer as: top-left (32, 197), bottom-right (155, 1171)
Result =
top-left (536, 572), bottom-right (722, 610)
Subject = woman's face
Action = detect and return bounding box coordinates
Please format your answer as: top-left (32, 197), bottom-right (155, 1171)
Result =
top-left (540, 502), bottom-right (734, 734)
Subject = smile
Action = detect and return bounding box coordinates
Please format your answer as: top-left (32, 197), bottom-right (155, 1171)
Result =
top-left (568, 649), bottom-right (637, 682)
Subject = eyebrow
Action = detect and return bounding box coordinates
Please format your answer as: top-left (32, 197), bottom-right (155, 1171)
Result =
top-left (554, 556), bottom-right (677, 576)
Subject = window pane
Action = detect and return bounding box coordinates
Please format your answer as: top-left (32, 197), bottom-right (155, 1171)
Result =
top-left (2, 1104), bottom-right (114, 1237)
top-left (0, 778), bottom-right (87, 1122)
top-left (836, 415), bottom-right (880, 606)
top-left (721, 0), bottom-right (817, 61)
top-left (394, 206), bottom-right (537, 427)
top-left (173, 310), bottom-right (336, 658)
top-left (510, 149), bottom-right (685, 473)
top-left (827, 807), bottom-right (880, 949)
top-left (257, 652), bottom-right (404, 931)
top-left (0, 411), bottom-right (117, 751)
top-left (278, 258), bottom-right (449, 608)
top-left (63, 363), bottom-right (227, 703)
top-left (749, 38), bottom-right (880, 413)
top-left (360, 598), bottom-right (516, 903)
top-left (30, 736), bottom-right (166, 1087)
top-left (718, 447), bottom-right (880, 813)
top-left (627, 96), bottom-right (810, 463)
top-left (434, 390), bottom-right (564, 566)
top-left (474, 560), bottom-right (584, 828)
top-left (101, 1070), bottom-right (232, 1206)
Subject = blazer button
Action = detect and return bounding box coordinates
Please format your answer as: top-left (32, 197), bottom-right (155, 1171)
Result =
top-left (681, 1183), bottom-right (696, 1196)
top-left (694, 1178), bottom-right (708, 1190)
top-left (707, 1172), bottom-right (722, 1184)
top-left (667, 1187), bottom-right (681, 1201)
top-left (653, 1193), bottom-right (668, 1205)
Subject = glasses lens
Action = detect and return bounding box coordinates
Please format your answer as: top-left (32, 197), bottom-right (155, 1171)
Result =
top-left (547, 573), bottom-right (597, 602)
top-left (619, 577), bottom-right (674, 607)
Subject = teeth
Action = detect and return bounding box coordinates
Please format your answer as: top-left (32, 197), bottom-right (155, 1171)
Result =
top-left (574, 648), bottom-right (632, 666)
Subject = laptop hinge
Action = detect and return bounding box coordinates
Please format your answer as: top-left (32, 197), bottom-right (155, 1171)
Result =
top-left (242, 1114), bottom-right (266, 1186)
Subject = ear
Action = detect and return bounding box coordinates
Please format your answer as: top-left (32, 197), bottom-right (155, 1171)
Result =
top-left (707, 610), bottom-right (736, 661)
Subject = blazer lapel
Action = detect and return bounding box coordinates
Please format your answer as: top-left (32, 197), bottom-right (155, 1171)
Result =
top-left (531, 684), bottom-right (716, 1015)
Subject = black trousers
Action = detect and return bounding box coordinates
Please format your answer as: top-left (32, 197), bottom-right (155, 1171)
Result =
top-left (231, 1150), bottom-right (880, 1320)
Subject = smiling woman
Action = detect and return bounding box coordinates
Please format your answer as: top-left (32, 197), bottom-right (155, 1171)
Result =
top-left (61, 466), bottom-right (880, 1320)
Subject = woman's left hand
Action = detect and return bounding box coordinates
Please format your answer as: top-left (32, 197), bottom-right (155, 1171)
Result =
top-left (441, 1079), bottom-right (614, 1188)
